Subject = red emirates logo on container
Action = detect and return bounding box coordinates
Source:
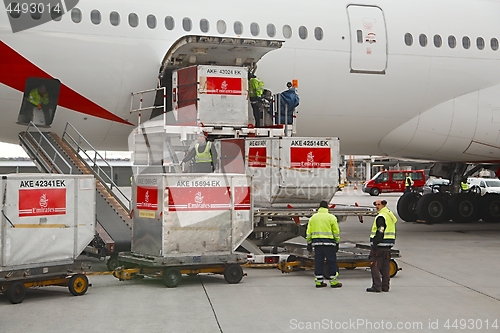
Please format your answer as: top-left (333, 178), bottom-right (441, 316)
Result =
top-left (168, 187), bottom-right (231, 211)
top-left (290, 147), bottom-right (331, 168)
top-left (248, 147), bottom-right (267, 168)
top-left (136, 186), bottom-right (158, 210)
top-left (19, 188), bottom-right (66, 217)
top-left (205, 77), bottom-right (242, 95)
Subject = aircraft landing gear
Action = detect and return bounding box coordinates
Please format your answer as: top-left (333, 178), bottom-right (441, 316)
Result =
top-left (416, 193), bottom-right (449, 223)
top-left (396, 192), bottom-right (420, 222)
top-left (448, 193), bottom-right (480, 223)
top-left (479, 193), bottom-right (500, 222)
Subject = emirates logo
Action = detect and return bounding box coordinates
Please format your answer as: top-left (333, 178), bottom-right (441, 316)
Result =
top-left (221, 80), bottom-right (228, 90)
top-left (144, 191), bottom-right (149, 203)
top-left (307, 151), bottom-right (314, 163)
top-left (194, 191), bottom-right (204, 204)
top-left (39, 193), bottom-right (48, 208)
top-left (300, 151), bottom-right (321, 168)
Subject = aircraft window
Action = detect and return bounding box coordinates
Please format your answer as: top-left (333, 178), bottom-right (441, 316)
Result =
top-left (491, 38), bottom-right (499, 51)
top-left (267, 24), bottom-right (276, 37)
top-left (110, 11), bottom-right (120, 26)
top-left (8, 3), bottom-right (20, 18)
top-left (165, 16), bottom-right (174, 30)
top-left (147, 15), bottom-right (156, 29)
top-left (419, 34), bottom-right (427, 47)
top-left (314, 27), bottom-right (323, 41)
top-left (476, 37), bottom-right (485, 50)
top-left (30, 9), bottom-right (41, 20)
top-left (283, 25), bottom-right (292, 39)
top-left (200, 19), bottom-right (209, 33)
top-left (433, 35), bottom-right (442, 48)
top-left (234, 21), bottom-right (243, 35)
top-left (462, 36), bottom-right (470, 49)
top-left (91, 10), bottom-right (101, 25)
top-left (51, 6), bottom-right (62, 21)
top-left (404, 33), bottom-right (413, 46)
top-left (71, 8), bottom-right (82, 23)
top-left (183, 18), bottom-right (192, 31)
top-left (250, 22), bottom-right (259, 36)
top-left (217, 20), bottom-right (226, 34)
top-left (128, 13), bottom-right (139, 27)
top-left (448, 35), bottom-right (456, 48)
top-left (299, 26), bottom-right (307, 40)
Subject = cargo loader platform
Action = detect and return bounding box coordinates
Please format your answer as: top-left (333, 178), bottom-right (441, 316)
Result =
top-left (276, 244), bottom-right (401, 277)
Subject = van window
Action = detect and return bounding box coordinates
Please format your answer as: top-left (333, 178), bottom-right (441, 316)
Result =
top-left (393, 173), bottom-right (404, 181)
top-left (374, 172), bottom-right (388, 183)
top-left (411, 172), bottom-right (423, 180)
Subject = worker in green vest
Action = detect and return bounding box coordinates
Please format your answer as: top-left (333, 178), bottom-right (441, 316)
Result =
top-left (405, 172), bottom-right (414, 192)
top-left (367, 199), bottom-right (397, 292)
top-left (461, 180), bottom-right (469, 192)
top-left (181, 134), bottom-right (218, 173)
top-left (306, 200), bottom-right (342, 288)
top-left (249, 72), bottom-right (264, 127)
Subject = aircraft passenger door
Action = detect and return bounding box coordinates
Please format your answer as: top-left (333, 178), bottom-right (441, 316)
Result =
top-left (347, 5), bottom-right (387, 74)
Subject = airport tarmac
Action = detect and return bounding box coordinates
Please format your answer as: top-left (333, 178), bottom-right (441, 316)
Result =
top-left (1, 188), bottom-right (500, 333)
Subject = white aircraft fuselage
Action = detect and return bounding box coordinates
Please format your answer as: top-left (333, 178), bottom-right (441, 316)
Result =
top-left (2, 0), bottom-right (500, 162)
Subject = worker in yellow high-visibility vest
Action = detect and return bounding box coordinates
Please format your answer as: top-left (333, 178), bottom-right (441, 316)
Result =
top-left (367, 199), bottom-right (397, 292)
top-left (306, 200), bottom-right (342, 288)
top-left (181, 134), bottom-right (218, 173)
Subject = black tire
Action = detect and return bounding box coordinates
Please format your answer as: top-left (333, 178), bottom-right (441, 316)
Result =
top-left (397, 192), bottom-right (420, 222)
top-left (370, 188), bottom-right (380, 196)
top-left (480, 193), bottom-right (500, 222)
top-left (6, 281), bottom-right (26, 304)
top-left (448, 193), bottom-right (480, 223)
top-left (107, 257), bottom-right (120, 271)
top-left (223, 264), bottom-right (243, 284)
top-left (68, 274), bottom-right (89, 296)
top-left (416, 193), bottom-right (448, 223)
top-left (162, 267), bottom-right (181, 288)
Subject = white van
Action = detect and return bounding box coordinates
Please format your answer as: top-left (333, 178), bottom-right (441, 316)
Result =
top-left (467, 177), bottom-right (500, 196)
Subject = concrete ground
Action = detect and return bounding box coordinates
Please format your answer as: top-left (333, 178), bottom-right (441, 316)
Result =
top-left (1, 188), bottom-right (500, 333)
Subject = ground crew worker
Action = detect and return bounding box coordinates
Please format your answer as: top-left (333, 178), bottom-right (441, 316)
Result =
top-left (367, 199), bottom-right (397, 292)
top-left (405, 172), bottom-right (414, 192)
top-left (20, 85), bottom-right (50, 124)
top-left (181, 134), bottom-right (218, 173)
top-left (306, 200), bottom-right (342, 288)
top-left (278, 82), bottom-right (299, 125)
top-left (28, 85), bottom-right (49, 111)
top-left (249, 73), bottom-right (264, 127)
top-left (461, 180), bottom-right (469, 192)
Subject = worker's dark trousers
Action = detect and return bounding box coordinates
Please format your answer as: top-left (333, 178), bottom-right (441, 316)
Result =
top-left (314, 244), bottom-right (339, 279)
top-left (251, 102), bottom-right (261, 127)
top-left (369, 247), bottom-right (391, 291)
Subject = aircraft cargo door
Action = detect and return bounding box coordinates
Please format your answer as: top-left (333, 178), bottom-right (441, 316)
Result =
top-left (347, 5), bottom-right (387, 74)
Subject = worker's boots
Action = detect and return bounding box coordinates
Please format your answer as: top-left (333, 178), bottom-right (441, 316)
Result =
top-left (315, 276), bottom-right (327, 288)
top-left (330, 273), bottom-right (342, 288)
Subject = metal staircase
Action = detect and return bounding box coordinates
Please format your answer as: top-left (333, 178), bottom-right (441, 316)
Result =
top-left (19, 122), bottom-right (132, 269)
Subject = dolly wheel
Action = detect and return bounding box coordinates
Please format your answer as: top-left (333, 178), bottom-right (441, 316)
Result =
top-left (389, 259), bottom-right (399, 278)
top-left (162, 267), bottom-right (181, 288)
top-left (107, 257), bottom-right (120, 271)
top-left (69, 274), bottom-right (89, 296)
top-left (6, 281), bottom-right (26, 304)
top-left (224, 264), bottom-right (243, 284)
